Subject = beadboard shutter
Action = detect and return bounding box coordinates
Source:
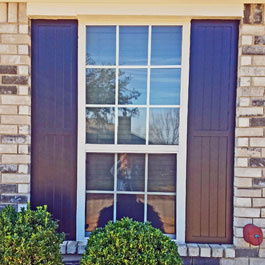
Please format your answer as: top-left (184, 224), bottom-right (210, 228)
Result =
top-left (31, 20), bottom-right (78, 240)
top-left (186, 20), bottom-right (239, 243)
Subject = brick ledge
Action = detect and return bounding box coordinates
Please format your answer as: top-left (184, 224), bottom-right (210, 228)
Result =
top-left (60, 240), bottom-right (235, 259)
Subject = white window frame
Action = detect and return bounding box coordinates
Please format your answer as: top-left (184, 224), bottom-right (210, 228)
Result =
top-left (76, 17), bottom-right (191, 243)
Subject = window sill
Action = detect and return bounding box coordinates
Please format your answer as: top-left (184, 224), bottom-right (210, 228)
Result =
top-left (60, 240), bottom-right (235, 259)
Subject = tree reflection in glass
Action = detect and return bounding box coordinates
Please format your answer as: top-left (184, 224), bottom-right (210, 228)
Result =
top-left (149, 108), bottom-right (179, 145)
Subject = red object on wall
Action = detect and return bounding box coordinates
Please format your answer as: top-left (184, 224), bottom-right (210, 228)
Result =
top-left (243, 224), bottom-right (263, 246)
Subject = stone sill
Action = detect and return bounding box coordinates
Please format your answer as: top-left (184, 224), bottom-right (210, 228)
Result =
top-left (60, 240), bottom-right (235, 259)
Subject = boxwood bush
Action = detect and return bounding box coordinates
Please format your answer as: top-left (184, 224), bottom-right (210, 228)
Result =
top-left (0, 204), bottom-right (64, 265)
top-left (81, 217), bottom-right (182, 265)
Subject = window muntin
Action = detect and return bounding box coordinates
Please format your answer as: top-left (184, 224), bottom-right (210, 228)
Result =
top-left (84, 25), bottom-right (183, 238)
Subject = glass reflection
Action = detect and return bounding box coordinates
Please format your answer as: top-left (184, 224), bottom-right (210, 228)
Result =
top-left (86, 153), bottom-right (114, 191)
top-left (86, 26), bottom-right (116, 65)
top-left (86, 68), bottom-right (115, 104)
top-left (117, 194), bottom-right (144, 222)
top-left (149, 108), bottom-right (179, 145)
top-left (86, 107), bottom-right (115, 144)
top-left (118, 108), bottom-right (146, 144)
top-left (85, 194), bottom-right (113, 232)
top-left (151, 26), bottom-right (182, 65)
top-left (148, 154), bottom-right (176, 192)
top-left (150, 69), bottom-right (181, 105)
top-left (147, 195), bottom-right (176, 234)
top-left (119, 69), bottom-right (147, 105)
top-left (112, 154), bottom-right (145, 191)
top-left (119, 26), bottom-right (148, 65)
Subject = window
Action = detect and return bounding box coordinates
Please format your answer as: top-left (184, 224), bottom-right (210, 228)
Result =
top-left (77, 20), bottom-right (190, 242)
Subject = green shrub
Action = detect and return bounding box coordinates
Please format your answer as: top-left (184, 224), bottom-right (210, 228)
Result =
top-left (81, 217), bottom-right (182, 265)
top-left (0, 204), bottom-right (65, 265)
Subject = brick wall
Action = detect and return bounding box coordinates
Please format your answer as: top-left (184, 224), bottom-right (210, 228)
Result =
top-left (229, 3), bottom-right (265, 264)
top-left (0, 3), bottom-right (30, 211)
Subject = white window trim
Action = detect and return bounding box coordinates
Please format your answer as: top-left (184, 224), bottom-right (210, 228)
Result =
top-left (76, 17), bottom-right (191, 243)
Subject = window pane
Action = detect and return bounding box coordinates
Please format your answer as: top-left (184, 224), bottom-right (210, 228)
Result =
top-left (147, 195), bottom-right (176, 234)
top-left (86, 26), bottom-right (116, 65)
top-left (119, 69), bottom-right (147, 105)
top-left (117, 154), bottom-right (145, 191)
top-left (85, 194), bottom-right (114, 232)
top-left (86, 69), bottom-right (115, 104)
top-left (86, 107), bottom-right (115, 144)
top-left (119, 26), bottom-right (148, 65)
top-left (86, 153), bottom-right (114, 191)
top-left (118, 108), bottom-right (146, 144)
top-left (150, 69), bottom-right (181, 105)
top-left (117, 194), bottom-right (144, 222)
top-left (148, 154), bottom-right (176, 192)
top-left (149, 108), bottom-right (179, 145)
top-left (151, 26), bottom-right (182, 65)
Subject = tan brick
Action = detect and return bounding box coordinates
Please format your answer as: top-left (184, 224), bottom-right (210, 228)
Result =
top-left (234, 238), bottom-right (250, 248)
top-left (236, 158), bottom-right (248, 167)
top-left (1, 115), bottom-right (30, 125)
top-left (2, 154), bottom-right (30, 163)
top-left (18, 3), bottom-right (27, 23)
top-left (241, 56), bottom-right (252, 66)
top-left (253, 77), bottom-right (265, 86)
top-left (2, 95), bottom-right (30, 105)
top-left (250, 138), bottom-right (265, 147)
top-left (235, 227), bottom-right (244, 237)
top-left (242, 25), bottom-right (265, 35)
top-left (237, 138), bottom-right (248, 147)
top-left (18, 45), bottom-right (28, 55)
top-left (235, 188), bottom-right (261, 197)
top-left (19, 106), bottom-right (29, 115)
top-left (240, 66), bottom-right (265, 77)
top-left (18, 164), bottom-right (28, 173)
top-left (239, 97), bottom-right (250, 106)
top-left (238, 117), bottom-right (250, 127)
top-left (253, 56), bottom-right (265, 66)
top-left (234, 217), bottom-right (252, 227)
top-left (234, 207), bottom-right (260, 217)
top-left (234, 177), bottom-right (252, 188)
top-left (18, 125), bottom-right (30, 135)
top-left (0, 125), bottom-right (17, 134)
top-left (240, 77), bottom-right (251, 87)
top-left (19, 24), bottom-right (28, 34)
top-left (253, 218), bottom-right (265, 228)
top-left (0, 3), bottom-right (7, 22)
top-left (0, 24), bottom-right (17, 34)
top-left (18, 66), bottom-right (29, 75)
top-left (236, 128), bottom-right (263, 137)
top-left (1, 34), bottom-right (30, 44)
top-left (2, 173), bottom-right (30, 184)
top-left (0, 44), bottom-right (17, 54)
top-left (18, 183), bottom-right (30, 193)
top-left (8, 3), bottom-right (17, 23)
top-left (18, 145), bottom-right (28, 154)
top-left (0, 106), bottom-right (17, 114)
top-left (1, 55), bottom-right (30, 65)
top-left (235, 197), bottom-right (252, 207)
top-left (236, 147), bottom-right (262, 158)
top-left (0, 145), bottom-right (17, 154)
top-left (238, 107), bottom-right (264, 117)
top-left (238, 87), bottom-right (264, 97)
top-left (253, 198), bottom-right (265, 207)
top-left (235, 168), bottom-right (262, 178)
top-left (242, 35), bottom-right (252, 45)
top-left (261, 208), bottom-right (265, 217)
top-left (18, 86), bottom-right (29, 96)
